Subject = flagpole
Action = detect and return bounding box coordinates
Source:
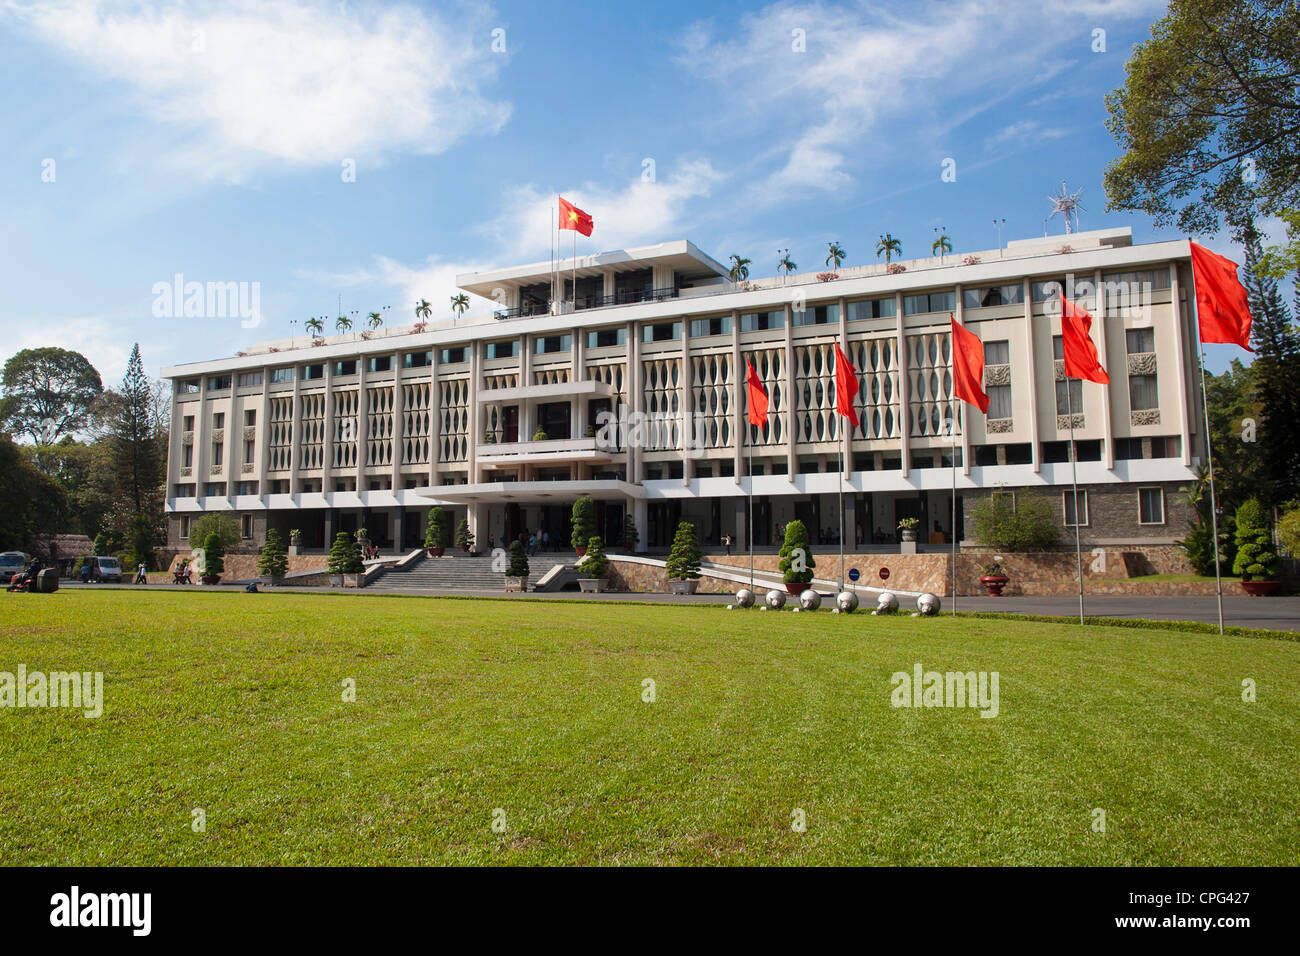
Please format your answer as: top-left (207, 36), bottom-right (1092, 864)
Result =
top-left (748, 415), bottom-right (755, 593)
top-left (572, 229), bottom-right (577, 312)
top-left (550, 204), bottom-right (556, 314)
top-left (951, 410), bottom-right (958, 616)
top-left (1066, 376), bottom-right (1085, 625)
top-left (1191, 301), bottom-right (1226, 636)
top-left (838, 424), bottom-right (845, 592)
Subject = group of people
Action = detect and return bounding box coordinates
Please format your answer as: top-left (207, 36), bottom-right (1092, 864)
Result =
top-left (487, 529), bottom-right (555, 555)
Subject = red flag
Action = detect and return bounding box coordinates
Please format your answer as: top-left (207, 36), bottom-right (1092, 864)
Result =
top-left (558, 196), bottom-right (593, 237)
top-left (950, 315), bottom-right (989, 414)
top-left (1060, 293), bottom-right (1110, 385)
top-left (833, 342), bottom-right (860, 428)
top-left (745, 359), bottom-right (769, 427)
top-left (1190, 242), bottom-right (1253, 350)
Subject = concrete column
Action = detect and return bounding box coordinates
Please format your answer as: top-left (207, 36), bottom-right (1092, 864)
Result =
top-left (468, 344), bottom-right (481, 482)
top-left (289, 372), bottom-right (301, 494)
top-left (681, 316), bottom-right (692, 485)
top-left (784, 303), bottom-right (797, 477)
top-left (194, 377), bottom-right (210, 494)
top-left (895, 291), bottom-right (909, 478)
top-left (733, 496), bottom-right (747, 551)
top-left (1022, 277), bottom-right (1041, 473)
top-left (390, 351), bottom-right (403, 490)
top-left (321, 362), bottom-right (334, 493)
top-left (633, 497), bottom-right (648, 554)
top-left (392, 506), bottom-right (404, 553)
top-left (1093, 268), bottom-right (1113, 470)
top-left (731, 310), bottom-right (743, 486)
top-left (355, 358), bottom-right (368, 491)
top-left (228, 386), bottom-right (242, 506)
top-left (259, 374), bottom-right (271, 502)
top-left (953, 284), bottom-right (971, 477)
top-left (839, 296), bottom-right (851, 478)
top-left (844, 494), bottom-right (857, 551)
top-left (428, 350), bottom-right (440, 487)
top-left (468, 501), bottom-right (486, 547)
top-left (1168, 263), bottom-right (1193, 466)
top-left (628, 320), bottom-right (643, 483)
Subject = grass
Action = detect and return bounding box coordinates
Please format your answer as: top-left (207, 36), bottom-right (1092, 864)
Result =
top-left (1, 590), bottom-right (1298, 866)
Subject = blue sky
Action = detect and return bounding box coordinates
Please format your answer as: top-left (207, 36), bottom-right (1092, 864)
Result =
top-left (0, 0), bottom-right (1273, 384)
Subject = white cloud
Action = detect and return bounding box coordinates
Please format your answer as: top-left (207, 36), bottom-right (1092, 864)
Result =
top-left (5, 0), bottom-right (511, 178)
top-left (985, 120), bottom-right (1069, 150)
top-left (295, 254), bottom-right (497, 324)
top-left (14, 315), bottom-right (134, 384)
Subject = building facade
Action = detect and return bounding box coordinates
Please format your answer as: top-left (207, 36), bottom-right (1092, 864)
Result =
top-left (162, 229), bottom-right (1201, 556)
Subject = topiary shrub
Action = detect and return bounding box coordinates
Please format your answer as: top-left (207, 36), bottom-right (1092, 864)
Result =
top-left (578, 536), bottom-right (610, 578)
top-left (455, 518), bottom-right (475, 552)
top-left (665, 521), bottom-right (702, 580)
top-left (1233, 498), bottom-right (1279, 581)
top-left (619, 513), bottom-right (639, 551)
top-left (425, 506), bottom-right (449, 550)
top-left (506, 539), bottom-right (529, 577)
top-left (970, 491), bottom-right (1060, 551)
top-left (778, 519), bottom-right (815, 585)
top-left (570, 496), bottom-right (596, 550)
top-left (328, 531), bottom-right (364, 575)
top-left (257, 528), bottom-right (288, 578)
top-left (201, 532), bottom-right (225, 577)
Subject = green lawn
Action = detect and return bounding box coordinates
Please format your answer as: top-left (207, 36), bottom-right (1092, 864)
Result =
top-left (1, 590), bottom-right (1297, 866)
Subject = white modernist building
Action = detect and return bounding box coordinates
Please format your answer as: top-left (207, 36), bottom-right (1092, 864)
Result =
top-left (162, 227), bottom-right (1201, 555)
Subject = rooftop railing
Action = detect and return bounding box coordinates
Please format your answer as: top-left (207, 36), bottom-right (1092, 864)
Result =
top-left (493, 286), bottom-right (679, 320)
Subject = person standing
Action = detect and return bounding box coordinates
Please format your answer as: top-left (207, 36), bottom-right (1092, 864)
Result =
top-left (135, 562), bottom-right (148, 585)
top-left (541, 529), bottom-right (549, 552)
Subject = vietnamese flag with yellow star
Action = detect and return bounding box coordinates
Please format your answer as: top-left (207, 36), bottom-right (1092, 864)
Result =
top-left (558, 196), bottom-right (593, 237)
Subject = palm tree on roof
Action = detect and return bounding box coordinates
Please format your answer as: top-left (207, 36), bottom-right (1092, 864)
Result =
top-left (876, 234), bottom-right (902, 263)
top-left (777, 249), bottom-right (797, 284)
top-left (450, 293), bottom-right (470, 319)
top-left (728, 255), bottom-right (752, 285)
top-left (825, 241), bottom-right (846, 271)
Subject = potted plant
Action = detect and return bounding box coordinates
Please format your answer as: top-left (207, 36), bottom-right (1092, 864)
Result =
top-left (355, 527), bottom-right (370, 549)
top-left (532, 426), bottom-right (549, 442)
top-left (779, 519), bottom-right (816, 595)
top-left (455, 518), bottom-right (475, 553)
top-left (200, 532), bottom-right (224, 585)
top-left (897, 517), bottom-right (919, 542)
top-left (288, 528), bottom-right (301, 556)
top-left (328, 531), bottom-right (365, 587)
top-left (257, 529), bottom-right (288, 587)
top-left (571, 496), bottom-right (596, 556)
top-left (979, 560), bottom-right (1009, 597)
top-left (504, 539), bottom-right (529, 592)
top-left (1233, 498), bottom-right (1281, 596)
top-left (425, 506), bottom-right (449, 557)
top-left (577, 536), bottom-right (610, 592)
top-left (618, 513), bottom-right (639, 553)
top-left (665, 520), bottom-right (702, 594)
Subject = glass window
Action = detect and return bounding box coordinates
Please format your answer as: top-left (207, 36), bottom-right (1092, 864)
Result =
top-left (367, 355), bottom-right (392, 373)
top-left (1138, 487), bottom-right (1165, 524)
top-left (739, 310), bottom-right (785, 332)
top-left (302, 364), bottom-right (324, 381)
top-left (403, 350), bottom-right (432, 369)
top-left (962, 284), bottom-right (1024, 309)
top-left (213, 412), bottom-right (225, 429)
top-left (641, 322), bottom-right (681, 343)
top-left (1063, 490), bottom-right (1088, 526)
top-left (903, 292), bottom-right (954, 315)
top-left (439, 347), bottom-right (467, 364)
top-left (212, 442), bottom-right (224, 467)
top-left (1032, 279), bottom-right (1064, 302)
top-left (1125, 328), bottom-right (1155, 353)
top-left (177, 379), bottom-right (200, 394)
top-left (987, 384), bottom-right (1013, 419)
top-left (243, 439), bottom-right (255, 465)
top-left (984, 340), bottom-right (1010, 365)
top-left (846, 297), bottom-right (895, 321)
top-left (183, 415), bottom-right (194, 431)
top-left (208, 375), bottom-right (232, 390)
top-left (535, 334), bottom-right (572, 354)
top-left (1055, 379), bottom-right (1083, 416)
top-left (485, 340), bottom-right (517, 359)
top-left (270, 367), bottom-right (294, 383)
top-left (690, 316), bottom-right (732, 337)
top-left (332, 360), bottom-right (357, 376)
top-left (244, 410), bottom-right (256, 427)
top-left (586, 327), bottom-right (626, 348)
top-left (791, 304), bottom-right (839, 326)
top-left (1129, 374), bottom-right (1158, 411)
top-left (237, 371), bottom-right (262, 388)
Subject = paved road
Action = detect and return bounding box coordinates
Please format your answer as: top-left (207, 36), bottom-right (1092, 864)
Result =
top-left (43, 582), bottom-right (1300, 631)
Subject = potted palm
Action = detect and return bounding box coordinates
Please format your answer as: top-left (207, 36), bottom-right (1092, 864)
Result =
top-left (257, 529), bottom-right (288, 587)
top-left (577, 536), bottom-right (610, 592)
top-left (779, 519), bottom-right (815, 595)
top-left (979, 560), bottom-right (1009, 597)
top-left (288, 528), bottom-right (301, 556)
top-left (1233, 498), bottom-right (1281, 596)
top-left (504, 540), bottom-right (529, 592)
top-left (665, 521), bottom-right (702, 594)
top-left (425, 506), bottom-right (449, 557)
top-left (455, 518), bottom-right (475, 553)
top-left (200, 532), bottom-right (224, 585)
top-left (570, 496), bottom-right (595, 556)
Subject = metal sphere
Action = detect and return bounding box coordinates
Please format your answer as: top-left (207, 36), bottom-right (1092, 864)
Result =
top-left (874, 591), bottom-right (899, 614)
top-left (799, 589), bottom-right (822, 611)
top-left (734, 588), bottom-right (756, 609)
top-left (916, 592), bottom-right (941, 616)
top-left (765, 588), bottom-right (787, 609)
top-left (835, 590), bottom-right (859, 613)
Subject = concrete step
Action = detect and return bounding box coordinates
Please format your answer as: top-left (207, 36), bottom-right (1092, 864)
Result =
top-left (372, 553), bottom-right (574, 590)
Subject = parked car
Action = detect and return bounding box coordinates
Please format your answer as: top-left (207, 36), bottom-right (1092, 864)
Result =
top-left (0, 552), bottom-right (28, 585)
top-left (86, 556), bottom-right (123, 583)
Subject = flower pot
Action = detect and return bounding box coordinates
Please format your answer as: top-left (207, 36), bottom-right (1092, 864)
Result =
top-left (574, 546), bottom-right (588, 557)
top-left (427, 547), bottom-right (445, 557)
top-left (201, 574), bottom-right (221, 586)
top-left (900, 529), bottom-right (917, 542)
top-left (980, 575), bottom-right (1009, 597)
top-left (669, 579), bottom-right (698, 595)
top-left (578, 578), bottom-right (607, 593)
top-left (329, 574), bottom-right (344, 588)
top-left (504, 575), bottom-right (528, 593)
top-left (1241, 580), bottom-right (1279, 597)
top-left (784, 581), bottom-right (811, 596)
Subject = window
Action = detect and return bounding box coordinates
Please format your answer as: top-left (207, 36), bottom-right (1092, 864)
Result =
top-left (987, 385), bottom-right (1013, 419)
top-left (535, 334), bottom-right (571, 354)
top-left (690, 316), bottom-right (731, 337)
top-left (302, 364), bottom-right (324, 381)
top-left (177, 379), bottom-right (200, 394)
top-left (847, 297), bottom-right (895, 321)
top-left (333, 359), bottom-right (357, 376)
top-left (204, 482), bottom-right (226, 497)
top-left (1055, 379), bottom-right (1083, 416)
top-left (1138, 487), bottom-right (1165, 525)
top-left (241, 515), bottom-right (253, 539)
top-left (962, 285), bottom-right (1024, 309)
top-left (208, 375), bottom-right (232, 390)
top-left (791, 304), bottom-right (839, 326)
top-left (237, 371), bottom-right (263, 388)
top-left (1063, 490), bottom-right (1088, 526)
top-left (244, 410), bottom-right (256, 427)
top-left (1032, 279), bottom-right (1064, 302)
top-left (1102, 269), bottom-right (1171, 291)
top-left (485, 339), bottom-right (517, 359)
top-left (1126, 328), bottom-right (1155, 353)
top-left (439, 346), bottom-right (467, 364)
top-left (270, 367), bottom-right (294, 383)
top-left (179, 516), bottom-right (190, 540)
top-left (641, 322), bottom-right (681, 342)
top-left (173, 483), bottom-right (196, 498)
top-left (739, 310), bottom-right (784, 332)
top-left (367, 355), bottom-right (392, 373)
top-left (902, 292), bottom-right (955, 316)
top-left (183, 415), bottom-right (194, 431)
top-left (212, 442), bottom-right (224, 467)
top-left (1129, 374), bottom-right (1158, 411)
top-left (403, 350), bottom-right (432, 369)
top-left (587, 327), bottom-right (625, 348)
top-left (182, 444), bottom-right (193, 467)
top-left (243, 439), bottom-right (255, 465)
top-left (984, 340), bottom-right (1010, 365)
top-left (213, 412), bottom-right (225, 429)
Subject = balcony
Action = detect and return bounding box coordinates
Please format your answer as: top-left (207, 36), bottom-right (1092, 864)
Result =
top-left (476, 378), bottom-right (615, 405)
top-left (477, 436), bottom-right (624, 469)
top-left (493, 287), bottom-right (679, 320)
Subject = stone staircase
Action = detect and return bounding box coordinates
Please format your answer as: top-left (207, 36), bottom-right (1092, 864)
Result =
top-left (369, 552), bottom-right (575, 592)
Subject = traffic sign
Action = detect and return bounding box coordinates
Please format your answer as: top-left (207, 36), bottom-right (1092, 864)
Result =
top-left (848, 568), bottom-right (860, 582)
top-left (879, 567), bottom-right (890, 581)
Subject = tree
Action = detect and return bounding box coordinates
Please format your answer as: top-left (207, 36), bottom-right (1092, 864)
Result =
top-left (1232, 498), bottom-right (1279, 580)
top-left (777, 249), bottom-right (797, 282)
top-left (189, 513), bottom-right (241, 555)
top-left (1277, 503), bottom-right (1300, 557)
top-left (305, 316), bottom-right (324, 338)
top-left (0, 433), bottom-right (68, 551)
top-left (111, 344), bottom-right (165, 517)
top-left (570, 496), bottom-right (595, 550)
top-left (450, 293), bottom-right (470, 319)
top-left (1103, 0), bottom-right (1300, 254)
top-left (201, 532), bottom-right (225, 578)
top-left (665, 521), bottom-right (702, 581)
top-left (257, 528), bottom-right (288, 578)
top-left (455, 518), bottom-right (475, 551)
top-left (506, 539), bottom-right (529, 577)
top-left (415, 299), bottom-right (433, 323)
top-left (970, 492), bottom-right (1060, 551)
top-left (577, 536), bottom-right (609, 578)
top-left (335, 314), bottom-right (353, 336)
top-left (876, 234), bottom-right (902, 263)
top-left (1, 347), bottom-right (103, 445)
top-left (328, 531), bottom-right (363, 575)
top-left (778, 519), bottom-right (815, 585)
top-left (825, 242), bottom-right (846, 271)
top-left (425, 507), bottom-right (449, 549)
top-left (366, 311), bottom-right (384, 332)
top-left (727, 255), bottom-right (752, 284)
top-left (931, 233), bottom-right (952, 262)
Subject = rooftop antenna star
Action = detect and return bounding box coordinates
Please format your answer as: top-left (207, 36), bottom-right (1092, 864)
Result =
top-left (1047, 181), bottom-right (1086, 234)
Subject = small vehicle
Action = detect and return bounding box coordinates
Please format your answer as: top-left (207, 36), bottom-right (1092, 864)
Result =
top-left (86, 556), bottom-right (123, 583)
top-left (0, 552), bottom-right (28, 585)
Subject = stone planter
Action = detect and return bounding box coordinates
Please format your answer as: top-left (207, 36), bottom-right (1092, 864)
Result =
top-left (980, 575), bottom-right (1009, 597)
top-left (1241, 580), bottom-right (1279, 597)
top-left (578, 578), bottom-right (607, 593)
top-left (427, 546), bottom-right (445, 557)
top-left (201, 574), bottom-right (221, 586)
top-left (347, 573), bottom-right (365, 588)
top-left (329, 574), bottom-right (344, 588)
top-left (504, 575), bottom-right (528, 592)
top-left (668, 579), bottom-right (698, 595)
top-left (288, 544), bottom-right (300, 557)
top-left (260, 574), bottom-right (284, 588)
